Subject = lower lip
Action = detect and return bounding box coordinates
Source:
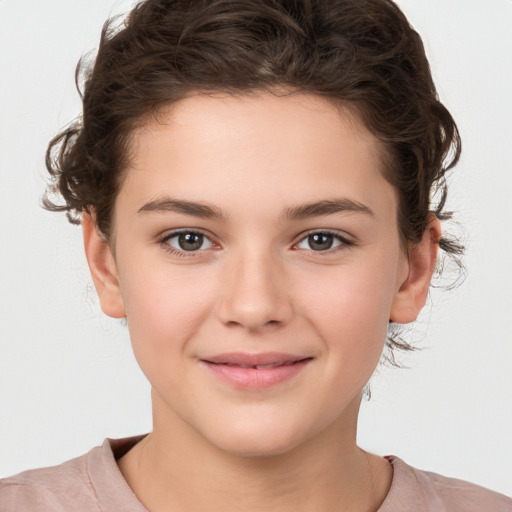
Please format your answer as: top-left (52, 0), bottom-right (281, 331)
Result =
top-left (201, 359), bottom-right (311, 390)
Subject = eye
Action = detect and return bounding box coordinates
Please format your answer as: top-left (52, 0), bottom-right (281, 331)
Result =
top-left (296, 231), bottom-right (351, 253)
top-left (161, 230), bottom-right (214, 254)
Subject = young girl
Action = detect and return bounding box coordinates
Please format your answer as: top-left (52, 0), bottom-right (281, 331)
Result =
top-left (1, 0), bottom-right (510, 510)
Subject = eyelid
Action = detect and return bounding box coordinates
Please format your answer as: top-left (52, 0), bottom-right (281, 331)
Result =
top-left (160, 227), bottom-right (214, 244)
top-left (297, 227), bottom-right (353, 239)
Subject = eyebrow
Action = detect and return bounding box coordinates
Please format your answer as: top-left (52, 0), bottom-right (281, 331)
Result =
top-left (281, 198), bottom-right (374, 220)
top-left (138, 198), bottom-right (227, 219)
top-left (137, 197), bottom-right (374, 220)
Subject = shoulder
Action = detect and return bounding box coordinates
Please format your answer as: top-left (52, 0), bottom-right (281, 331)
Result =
top-left (379, 456), bottom-right (512, 512)
top-left (0, 435), bottom-right (148, 512)
top-left (0, 449), bottom-right (98, 512)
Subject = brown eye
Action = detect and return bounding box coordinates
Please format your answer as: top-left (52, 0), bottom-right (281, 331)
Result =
top-left (164, 231), bottom-right (214, 252)
top-left (296, 231), bottom-right (349, 253)
top-left (308, 233), bottom-right (334, 251)
top-left (178, 233), bottom-right (203, 251)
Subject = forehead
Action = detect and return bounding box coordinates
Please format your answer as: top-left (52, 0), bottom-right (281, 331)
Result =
top-left (132, 91), bottom-right (379, 165)
top-left (119, 91), bottom-right (397, 224)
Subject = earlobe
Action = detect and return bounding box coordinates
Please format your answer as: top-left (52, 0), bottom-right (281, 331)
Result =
top-left (390, 216), bottom-right (441, 324)
top-left (82, 213), bottom-right (126, 319)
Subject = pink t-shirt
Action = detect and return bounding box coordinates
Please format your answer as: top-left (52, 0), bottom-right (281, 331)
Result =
top-left (1, 435), bottom-right (510, 511)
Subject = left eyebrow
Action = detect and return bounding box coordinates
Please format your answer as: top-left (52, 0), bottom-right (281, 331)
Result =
top-left (281, 198), bottom-right (374, 221)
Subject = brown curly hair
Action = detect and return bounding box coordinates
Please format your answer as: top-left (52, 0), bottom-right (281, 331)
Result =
top-left (44, 0), bottom-right (463, 358)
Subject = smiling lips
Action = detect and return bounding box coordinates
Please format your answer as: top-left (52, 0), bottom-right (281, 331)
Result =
top-left (201, 352), bottom-right (313, 390)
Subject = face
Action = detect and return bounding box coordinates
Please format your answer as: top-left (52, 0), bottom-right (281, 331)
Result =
top-left (91, 92), bottom-right (416, 457)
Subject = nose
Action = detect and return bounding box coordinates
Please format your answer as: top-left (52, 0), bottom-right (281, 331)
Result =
top-left (216, 248), bottom-right (293, 333)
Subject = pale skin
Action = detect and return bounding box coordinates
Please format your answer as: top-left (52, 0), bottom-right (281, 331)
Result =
top-left (83, 91), bottom-right (440, 512)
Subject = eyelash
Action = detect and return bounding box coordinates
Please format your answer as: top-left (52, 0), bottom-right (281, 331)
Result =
top-left (158, 229), bottom-right (353, 258)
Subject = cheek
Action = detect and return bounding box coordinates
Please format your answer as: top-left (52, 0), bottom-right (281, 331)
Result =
top-left (118, 264), bottom-right (216, 373)
top-left (294, 258), bottom-right (397, 377)
top-left (298, 260), bottom-right (395, 337)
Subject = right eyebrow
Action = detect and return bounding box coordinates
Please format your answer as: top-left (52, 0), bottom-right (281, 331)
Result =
top-left (138, 198), bottom-right (228, 220)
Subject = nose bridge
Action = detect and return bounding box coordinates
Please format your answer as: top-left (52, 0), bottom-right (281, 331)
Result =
top-left (217, 242), bottom-right (292, 331)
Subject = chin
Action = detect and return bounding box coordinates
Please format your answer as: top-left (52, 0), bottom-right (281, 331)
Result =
top-left (204, 419), bottom-right (314, 459)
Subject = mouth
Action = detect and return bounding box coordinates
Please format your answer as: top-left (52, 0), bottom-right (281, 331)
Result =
top-left (219, 361), bottom-right (304, 369)
top-left (200, 353), bottom-right (313, 390)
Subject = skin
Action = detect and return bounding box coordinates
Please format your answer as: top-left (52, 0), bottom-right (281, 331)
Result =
top-left (83, 91), bottom-right (440, 512)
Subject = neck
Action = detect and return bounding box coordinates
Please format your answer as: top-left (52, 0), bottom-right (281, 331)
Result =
top-left (117, 391), bottom-right (392, 512)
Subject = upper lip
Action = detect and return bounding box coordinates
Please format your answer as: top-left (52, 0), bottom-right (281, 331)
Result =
top-left (201, 352), bottom-right (312, 368)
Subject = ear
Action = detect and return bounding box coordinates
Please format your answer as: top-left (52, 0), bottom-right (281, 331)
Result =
top-left (82, 212), bottom-right (126, 318)
top-left (390, 215), bottom-right (441, 324)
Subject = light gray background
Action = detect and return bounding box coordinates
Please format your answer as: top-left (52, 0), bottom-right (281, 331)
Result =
top-left (1, 0), bottom-right (511, 496)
